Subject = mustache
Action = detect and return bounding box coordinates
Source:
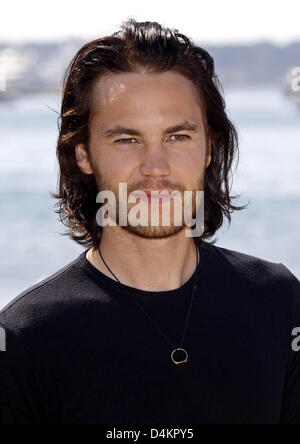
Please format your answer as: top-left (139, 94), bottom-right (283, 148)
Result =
top-left (127, 182), bottom-right (185, 193)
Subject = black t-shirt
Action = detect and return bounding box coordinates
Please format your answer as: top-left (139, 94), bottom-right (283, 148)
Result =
top-left (0, 242), bottom-right (300, 424)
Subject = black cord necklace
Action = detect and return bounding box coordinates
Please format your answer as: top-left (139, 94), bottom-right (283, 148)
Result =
top-left (98, 242), bottom-right (200, 366)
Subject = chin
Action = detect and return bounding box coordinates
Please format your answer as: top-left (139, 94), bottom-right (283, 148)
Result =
top-left (120, 224), bottom-right (186, 239)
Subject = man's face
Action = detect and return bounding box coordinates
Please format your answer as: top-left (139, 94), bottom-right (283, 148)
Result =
top-left (76, 69), bottom-right (211, 239)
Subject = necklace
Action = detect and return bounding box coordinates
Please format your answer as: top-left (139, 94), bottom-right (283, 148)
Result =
top-left (98, 243), bottom-right (199, 366)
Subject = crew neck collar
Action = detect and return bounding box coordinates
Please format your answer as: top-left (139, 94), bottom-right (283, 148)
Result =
top-left (78, 242), bottom-right (209, 301)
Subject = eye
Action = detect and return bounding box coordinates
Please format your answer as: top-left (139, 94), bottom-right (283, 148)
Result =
top-left (169, 134), bottom-right (191, 142)
top-left (114, 135), bottom-right (191, 145)
top-left (114, 138), bottom-right (138, 145)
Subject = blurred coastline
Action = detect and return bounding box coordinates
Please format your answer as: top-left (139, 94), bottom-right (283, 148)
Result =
top-left (1, 39), bottom-right (300, 99)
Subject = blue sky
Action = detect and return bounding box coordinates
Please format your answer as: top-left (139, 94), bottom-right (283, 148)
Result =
top-left (1, 0), bottom-right (300, 44)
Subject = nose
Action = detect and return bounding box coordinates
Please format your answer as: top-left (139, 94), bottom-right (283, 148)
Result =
top-left (139, 145), bottom-right (171, 178)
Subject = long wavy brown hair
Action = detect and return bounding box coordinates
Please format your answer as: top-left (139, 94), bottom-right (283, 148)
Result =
top-left (52, 18), bottom-right (248, 251)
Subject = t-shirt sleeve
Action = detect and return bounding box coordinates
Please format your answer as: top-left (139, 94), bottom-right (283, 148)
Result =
top-left (279, 264), bottom-right (300, 424)
top-left (0, 322), bottom-right (44, 424)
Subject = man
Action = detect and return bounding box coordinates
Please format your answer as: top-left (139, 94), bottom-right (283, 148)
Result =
top-left (0, 19), bottom-right (300, 425)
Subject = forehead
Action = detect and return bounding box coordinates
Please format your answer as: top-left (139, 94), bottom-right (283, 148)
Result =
top-left (89, 70), bottom-right (204, 125)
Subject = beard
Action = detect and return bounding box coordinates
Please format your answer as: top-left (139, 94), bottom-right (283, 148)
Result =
top-left (92, 167), bottom-right (205, 240)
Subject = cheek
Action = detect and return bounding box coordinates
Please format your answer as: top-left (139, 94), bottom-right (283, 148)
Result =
top-left (102, 155), bottom-right (133, 184)
top-left (90, 143), bottom-right (127, 181)
top-left (172, 150), bottom-right (204, 181)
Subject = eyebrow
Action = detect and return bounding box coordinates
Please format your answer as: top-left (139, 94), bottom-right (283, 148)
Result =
top-left (102, 121), bottom-right (200, 138)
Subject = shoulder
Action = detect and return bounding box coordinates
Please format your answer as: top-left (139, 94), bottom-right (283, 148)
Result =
top-left (0, 251), bottom-right (88, 340)
top-left (210, 243), bottom-right (297, 285)
top-left (208, 242), bottom-right (300, 311)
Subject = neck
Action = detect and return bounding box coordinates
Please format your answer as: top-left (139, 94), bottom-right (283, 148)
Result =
top-left (86, 227), bottom-right (199, 291)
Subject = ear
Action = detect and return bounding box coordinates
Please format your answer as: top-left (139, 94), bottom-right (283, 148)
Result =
top-left (205, 138), bottom-right (212, 168)
top-left (75, 144), bottom-right (94, 175)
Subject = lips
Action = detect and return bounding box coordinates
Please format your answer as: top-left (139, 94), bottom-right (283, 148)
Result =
top-left (141, 188), bottom-right (171, 193)
top-left (132, 189), bottom-right (173, 203)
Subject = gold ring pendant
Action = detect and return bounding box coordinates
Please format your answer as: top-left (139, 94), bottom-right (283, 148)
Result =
top-left (171, 347), bottom-right (188, 365)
